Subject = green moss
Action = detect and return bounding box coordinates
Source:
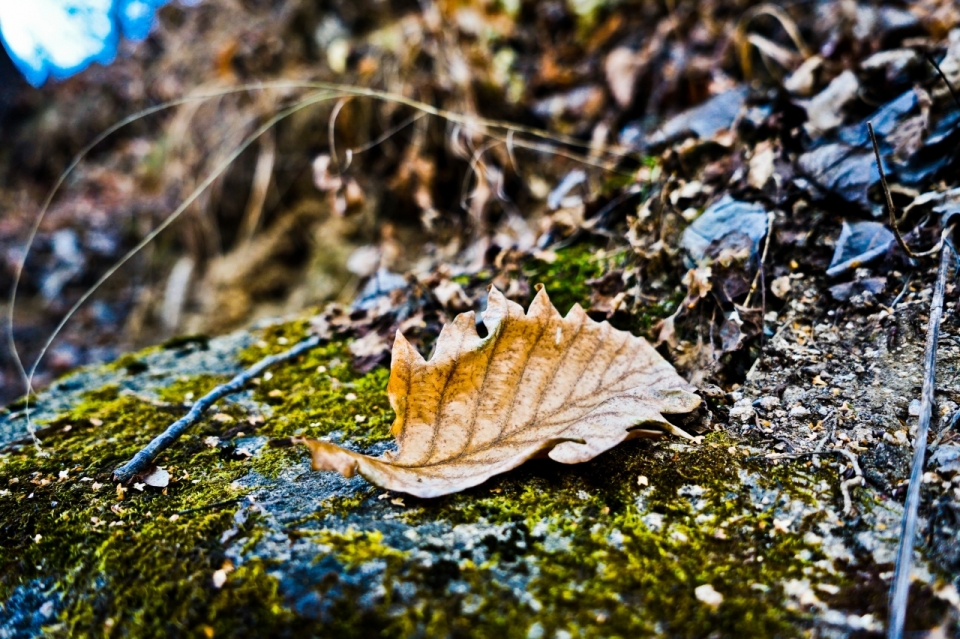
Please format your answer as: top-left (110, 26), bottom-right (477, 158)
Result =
top-left (235, 333), bottom-right (395, 469)
top-left (0, 310), bottom-right (893, 637)
top-left (107, 351), bottom-right (156, 375)
top-left (0, 385), bottom-right (262, 637)
top-left (613, 286), bottom-right (685, 336)
top-left (0, 318), bottom-right (403, 636)
top-left (308, 529), bottom-right (408, 568)
top-left (520, 243), bottom-right (681, 336)
top-left (312, 488), bottom-right (377, 520)
top-left (204, 559), bottom-right (305, 636)
top-left (377, 435), bottom-right (833, 638)
top-left (235, 321), bottom-right (313, 365)
top-left (4, 393), bottom-right (39, 412)
top-left (522, 243), bottom-right (609, 315)
top-left (155, 375), bottom-right (230, 404)
top-left (446, 243), bottom-right (678, 340)
top-left (80, 384), bottom-right (121, 403)
top-left (233, 432), bottom-right (847, 639)
top-left (59, 506), bottom-right (239, 636)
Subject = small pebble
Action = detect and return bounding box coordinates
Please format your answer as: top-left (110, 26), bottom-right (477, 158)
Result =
top-left (694, 584), bottom-right (723, 608)
top-left (789, 406), bottom-right (811, 418)
top-left (754, 396), bottom-right (780, 410)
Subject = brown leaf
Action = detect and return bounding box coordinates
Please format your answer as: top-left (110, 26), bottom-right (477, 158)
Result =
top-left (298, 286), bottom-right (700, 497)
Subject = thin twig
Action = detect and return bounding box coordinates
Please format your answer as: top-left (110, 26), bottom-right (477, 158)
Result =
top-left (833, 447), bottom-right (865, 517)
top-left (888, 240), bottom-right (953, 639)
top-left (868, 122), bottom-right (941, 259)
top-left (930, 408), bottom-right (960, 452)
top-left (888, 275), bottom-right (912, 310)
top-left (924, 52), bottom-right (960, 110)
top-left (113, 335), bottom-right (322, 483)
top-left (744, 211), bottom-right (776, 308)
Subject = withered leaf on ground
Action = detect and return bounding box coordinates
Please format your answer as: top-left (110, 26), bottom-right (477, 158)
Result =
top-left (297, 286), bottom-right (700, 498)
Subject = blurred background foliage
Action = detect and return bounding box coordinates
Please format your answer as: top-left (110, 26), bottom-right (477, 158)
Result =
top-left (0, 0), bottom-right (958, 404)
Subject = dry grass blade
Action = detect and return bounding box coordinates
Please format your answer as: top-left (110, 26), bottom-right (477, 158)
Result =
top-left (8, 79), bottom-right (637, 421)
top-left (867, 122), bottom-right (942, 259)
top-left (236, 130), bottom-right (277, 245)
top-left (10, 89), bottom-right (340, 438)
top-left (925, 51), bottom-right (960, 110)
top-left (298, 285), bottom-right (701, 498)
top-left (735, 4), bottom-right (811, 80)
top-left (4, 85), bottom-right (279, 441)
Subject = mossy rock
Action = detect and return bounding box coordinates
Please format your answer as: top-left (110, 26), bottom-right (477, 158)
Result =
top-left (0, 312), bottom-right (946, 638)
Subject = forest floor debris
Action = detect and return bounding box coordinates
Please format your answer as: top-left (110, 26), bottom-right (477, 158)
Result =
top-left (2, 0), bottom-right (960, 635)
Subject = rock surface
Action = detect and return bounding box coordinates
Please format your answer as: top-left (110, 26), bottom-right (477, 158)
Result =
top-left (1, 274), bottom-right (959, 637)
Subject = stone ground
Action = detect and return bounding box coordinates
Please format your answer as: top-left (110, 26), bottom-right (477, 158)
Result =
top-left (1, 259), bottom-right (959, 638)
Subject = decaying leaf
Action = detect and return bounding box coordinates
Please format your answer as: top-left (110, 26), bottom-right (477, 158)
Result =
top-left (297, 286), bottom-right (700, 498)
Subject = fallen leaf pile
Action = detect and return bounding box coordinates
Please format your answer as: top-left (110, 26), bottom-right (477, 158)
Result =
top-left (297, 286), bottom-right (700, 497)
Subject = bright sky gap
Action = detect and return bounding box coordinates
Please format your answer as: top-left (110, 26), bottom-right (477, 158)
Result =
top-left (0, 0), bottom-right (172, 86)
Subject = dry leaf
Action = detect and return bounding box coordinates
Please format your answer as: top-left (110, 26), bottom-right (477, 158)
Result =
top-left (141, 466), bottom-right (170, 488)
top-left (297, 286), bottom-right (700, 497)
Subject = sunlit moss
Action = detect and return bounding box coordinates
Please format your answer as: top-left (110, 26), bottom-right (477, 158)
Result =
top-left (522, 243), bottom-right (608, 315)
top-left (0, 322), bottom-right (400, 637)
top-left (0, 389), bottom-right (253, 636)
top-left (307, 529), bottom-right (408, 568)
top-left (377, 435), bottom-right (831, 637)
top-left (155, 375), bottom-right (229, 404)
top-left (0, 302), bottom-right (917, 637)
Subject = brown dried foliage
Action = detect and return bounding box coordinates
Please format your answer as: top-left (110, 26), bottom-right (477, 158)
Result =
top-left (298, 286), bottom-right (700, 497)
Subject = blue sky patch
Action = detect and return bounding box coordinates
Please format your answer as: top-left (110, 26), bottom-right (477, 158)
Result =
top-left (0, 0), bottom-right (170, 87)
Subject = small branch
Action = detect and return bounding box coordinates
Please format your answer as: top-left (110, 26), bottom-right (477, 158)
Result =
top-left (744, 211), bottom-right (776, 308)
top-left (113, 335), bottom-right (322, 483)
top-left (925, 52), bottom-right (960, 109)
top-left (839, 474), bottom-right (863, 518)
top-left (888, 275), bottom-right (912, 310)
top-left (832, 447), bottom-right (865, 517)
top-left (867, 122), bottom-right (941, 259)
top-left (888, 241), bottom-right (953, 639)
top-left (930, 409), bottom-right (960, 452)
